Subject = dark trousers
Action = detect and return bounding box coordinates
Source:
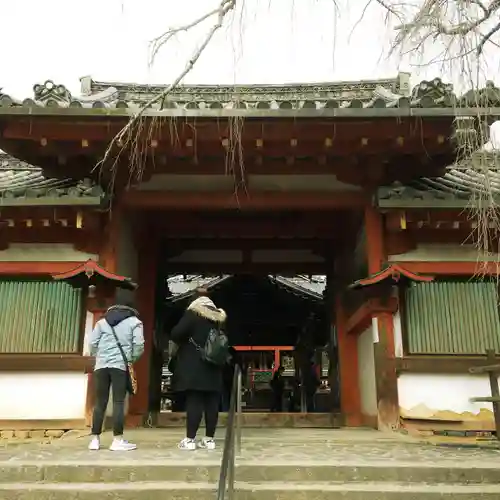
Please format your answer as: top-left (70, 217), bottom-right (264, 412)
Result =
top-left (271, 391), bottom-right (283, 412)
top-left (172, 391), bottom-right (186, 412)
top-left (91, 368), bottom-right (127, 437)
top-left (306, 391), bottom-right (316, 413)
top-left (185, 390), bottom-right (220, 439)
top-left (220, 389), bottom-right (230, 412)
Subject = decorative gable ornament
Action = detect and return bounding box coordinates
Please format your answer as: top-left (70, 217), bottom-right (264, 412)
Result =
top-left (33, 80), bottom-right (72, 105)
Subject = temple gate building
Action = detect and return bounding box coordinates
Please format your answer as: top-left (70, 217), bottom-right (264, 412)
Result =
top-left (0, 73), bottom-right (500, 434)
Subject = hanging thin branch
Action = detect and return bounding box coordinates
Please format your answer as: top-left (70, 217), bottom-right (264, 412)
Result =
top-left (393, 0), bottom-right (500, 56)
top-left (96, 0), bottom-right (236, 173)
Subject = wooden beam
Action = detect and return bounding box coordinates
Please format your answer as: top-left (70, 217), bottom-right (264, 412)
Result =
top-left (122, 190), bottom-right (370, 210)
top-left (0, 419), bottom-right (86, 430)
top-left (484, 349), bottom-right (500, 439)
top-left (0, 227), bottom-right (100, 244)
top-left (0, 261), bottom-right (88, 275)
top-left (395, 356), bottom-right (496, 374)
top-left (157, 216), bottom-right (341, 240)
top-left (470, 363), bottom-right (500, 374)
top-left (151, 156), bottom-right (363, 175)
top-left (345, 298), bottom-right (399, 336)
top-left (470, 396), bottom-right (500, 402)
top-left (164, 239), bottom-right (331, 251)
top-left (164, 261), bottom-right (327, 274)
top-left (0, 354), bottom-right (94, 372)
top-left (398, 261), bottom-right (500, 275)
top-left (1, 140), bottom-right (452, 170)
top-left (233, 346), bottom-right (295, 351)
top-left (1, 117), bottom-right (453, 144)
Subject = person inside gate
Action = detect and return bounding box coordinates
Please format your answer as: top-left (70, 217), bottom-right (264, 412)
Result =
top-left (270, 366), bottom-right (285, 412)
top-left (88, 303), bottom-right (144, 452)
top-left (170, 287), bottom-right (228, 451)
top-left (221, 346), bottom-right (240, 412)
top-left (304, 360), bottom-right (321, 412)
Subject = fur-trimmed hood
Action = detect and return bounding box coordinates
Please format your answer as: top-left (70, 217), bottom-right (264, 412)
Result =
top-left (188, 296), bottom-right (226, 323)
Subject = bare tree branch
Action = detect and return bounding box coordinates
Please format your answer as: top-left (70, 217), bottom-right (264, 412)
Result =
top-left (477, 16), bottom-right (500, 53)
top-left (392, 0), bottom-right (500, 57)
top-left (96, 0), bottom-right (236, 173)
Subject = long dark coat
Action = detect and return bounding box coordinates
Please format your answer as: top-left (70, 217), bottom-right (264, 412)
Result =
top-left (170, 297), bottom-right (226, 393)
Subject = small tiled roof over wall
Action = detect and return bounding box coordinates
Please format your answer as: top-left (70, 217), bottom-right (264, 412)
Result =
top-left (378, 150), bottom-right (500, 208)
top-left (0, 153), bottom-right (105, 206)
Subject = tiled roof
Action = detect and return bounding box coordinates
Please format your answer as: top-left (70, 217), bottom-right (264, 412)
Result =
top-left (168, 274), bottom-right (325, 302)
top-left (377, 151), bottom-right (500, 208)
top-left (1, 74), bottom-right (499, 117)
top-left (0, 153), bottom-right (105, 206)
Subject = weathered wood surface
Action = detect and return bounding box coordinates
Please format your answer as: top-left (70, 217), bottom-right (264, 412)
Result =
top-left (469, 350), bottom-right (500, 440)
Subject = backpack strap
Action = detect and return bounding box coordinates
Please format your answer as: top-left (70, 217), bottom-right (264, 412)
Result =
top-left (189, 337), bottom-right (202, 351)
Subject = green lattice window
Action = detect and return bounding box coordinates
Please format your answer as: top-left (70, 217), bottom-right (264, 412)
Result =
top-left (404, 280), bottom-right (500, 355)
top-left (0, 279), bottom-right (83, 353)
top-left (253, 370), bottom-right (273, 383)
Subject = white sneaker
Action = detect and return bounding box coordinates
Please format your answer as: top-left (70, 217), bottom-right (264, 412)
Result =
top-left (178, 437), bottom-right (197, 451)
top-left (198, 437), bottom-right (216, 450)
top-left (109, 438), bottom-right (137, 451)
top-left (88, 436), bottom-right (100, 451)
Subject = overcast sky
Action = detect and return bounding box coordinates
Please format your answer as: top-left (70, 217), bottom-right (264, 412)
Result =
top-left (1, 0), bottom-right (497, 98)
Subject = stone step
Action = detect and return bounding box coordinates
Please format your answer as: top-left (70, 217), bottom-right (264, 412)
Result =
top-left (155, 412), bottom-right (343, 428)
top-left (1, 481), bottom-right (500, 499)
top-left (2, 461), bottom-right (500, 484)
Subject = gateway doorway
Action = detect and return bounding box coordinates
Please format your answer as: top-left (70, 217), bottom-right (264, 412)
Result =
top-left (149, 274), bottom-right (340, 425)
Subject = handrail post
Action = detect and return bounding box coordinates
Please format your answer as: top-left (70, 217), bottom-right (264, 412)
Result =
top-left (236, 368), bottom-right (242, 455)
top-left (227, 429), bottom-right (236, 499)
top-left (216, 364), bottom-right (242, 500)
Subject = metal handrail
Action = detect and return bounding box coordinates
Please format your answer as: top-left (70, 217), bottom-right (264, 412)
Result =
top-left (217, 364), bottom-right (242, 500)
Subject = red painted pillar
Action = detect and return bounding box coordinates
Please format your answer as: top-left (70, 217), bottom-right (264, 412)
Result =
top-left (364, 207), bottom-right (400, 430)
top-left (274, 350), bottom-right (280, 371)
top-left (127, 244), bottom-right (157, 422)
top-left (336, 296), bottom-right (362, 426)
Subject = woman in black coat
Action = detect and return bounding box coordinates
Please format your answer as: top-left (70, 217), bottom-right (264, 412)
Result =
top-left (170, 289), bottom-right (227, 451)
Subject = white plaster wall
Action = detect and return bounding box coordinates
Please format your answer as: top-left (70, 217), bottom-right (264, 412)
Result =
top-left (393, 311), bottom-right (403, 358)
top-left (0, 372), bottom-right (87, 420)
top-left (389, 243), bottom-right (499, 262)
top-left (82, 311), bottom-right (94, 356)
top-left (0, 243), bottom-right (97, 262)
top-left (398, 373), bottom-right (500, 420)
top-left (357, 324), bottom-right (378, 417)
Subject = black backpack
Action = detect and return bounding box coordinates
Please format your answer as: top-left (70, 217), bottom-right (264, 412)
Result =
top-left (190, 326), bottom-right (230, 367)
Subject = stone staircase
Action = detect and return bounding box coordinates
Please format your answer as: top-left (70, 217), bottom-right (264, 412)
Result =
top-left (1, 429), bottom-right (500, 499)
top-left (155, 411), bottom-right (343, 428)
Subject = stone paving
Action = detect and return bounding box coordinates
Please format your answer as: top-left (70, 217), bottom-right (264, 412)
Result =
top-left (1, 428), bottom-right (500, 467)
top-left (2, 429), bottom-right (500, 499)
